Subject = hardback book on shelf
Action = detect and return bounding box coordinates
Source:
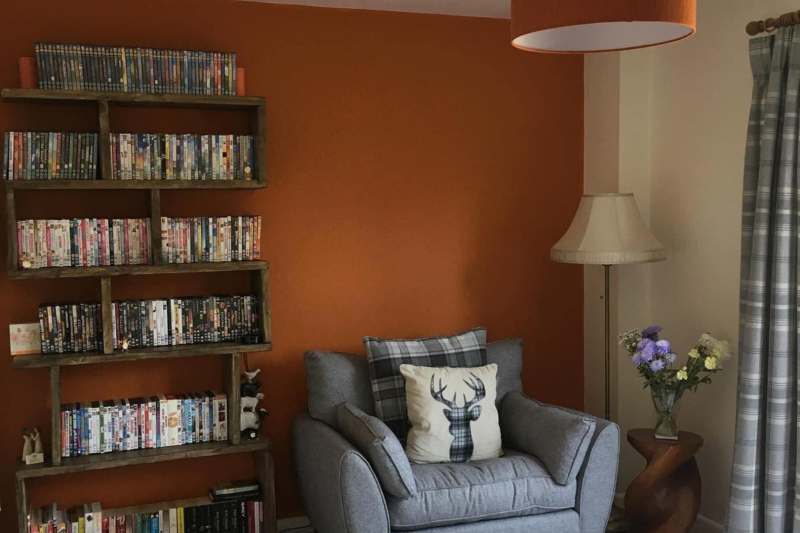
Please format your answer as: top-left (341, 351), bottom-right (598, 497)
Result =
top-left (162, 216), bottom-right (262, 263)
top-left (111, 133), bottom-right (254, 181)
top-left (29, 493), bottom-right (265, 533)
top-left (2, 132), bottom-right (98, 180)
top-left (34, 43), bottom-right (237, 95)
top-left (17, 219), bottom-right (151, 269)
top-left (60, 391), bottom-right (228, 458)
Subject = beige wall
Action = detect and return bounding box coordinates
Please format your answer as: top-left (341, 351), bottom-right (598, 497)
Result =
top-left (584, 0), bottom-right (800, 529)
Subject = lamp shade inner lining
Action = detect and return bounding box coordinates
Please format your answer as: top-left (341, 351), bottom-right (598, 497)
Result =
top-left (512, 21), bottom-right (694, 52)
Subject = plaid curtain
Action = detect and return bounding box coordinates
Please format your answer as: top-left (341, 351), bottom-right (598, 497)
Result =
top-left (726, 29), bottom-right (800, 533)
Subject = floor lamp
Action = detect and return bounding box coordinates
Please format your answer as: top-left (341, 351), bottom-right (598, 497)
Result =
top-left (550, 193), bottom-right (666, 421)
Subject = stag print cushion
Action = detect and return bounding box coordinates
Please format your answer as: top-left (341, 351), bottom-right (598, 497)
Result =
top-left (399, 363), bottom-right (502, 464)
top-left (364, 328), bottom-right (487, 442)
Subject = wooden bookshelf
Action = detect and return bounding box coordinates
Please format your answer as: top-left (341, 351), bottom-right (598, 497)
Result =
top-left (4, 85), bottom-right (276, 533)
top-left (11, 341), bottom-right (273, 368)
top-left (16, 438), bottom-right (272, 479)
top-left (8, 259), bottom-right (269, 280)
top-left (1, 88), bottom-right (265, 109)
top-left (4, 179), bottom-right (266, 190)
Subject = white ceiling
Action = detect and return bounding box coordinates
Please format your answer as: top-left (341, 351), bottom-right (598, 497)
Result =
top-left (243, 0), bottom-right (510, 19)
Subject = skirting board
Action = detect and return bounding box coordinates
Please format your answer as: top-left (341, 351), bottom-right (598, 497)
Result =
top-left (614, 492), bottom-right (723, 533)
top-left (278, 516), bottom-right (315, 533)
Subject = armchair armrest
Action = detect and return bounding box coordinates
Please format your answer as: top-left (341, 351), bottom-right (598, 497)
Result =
top-left (292, 413), bottom-right (390, 533)
top-left (499, 392), bottom-right (619, 533)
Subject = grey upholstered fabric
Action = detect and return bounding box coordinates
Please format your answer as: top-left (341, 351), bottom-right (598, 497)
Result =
top-left (408, 510), bottom-right (580, 533)
top-left (304, 350), bottom-right (375, 426)
top-left (293, 413), bottom-right (390, 533)
top-left (500, 392), bottom-right (596, 486)
top-left (305, 339), bottom-right (522, 427)
top-left (386, 449), bottom-right (575, 531)
top-left (337, 403), bottom-right (418, 499)
top-left (486, 338), bottom-right (524, 405)
top-left (574, 416), bottom-right (619, 533)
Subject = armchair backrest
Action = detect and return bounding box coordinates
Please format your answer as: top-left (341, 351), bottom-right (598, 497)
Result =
top-left (304, 338), bottom-right (523, 427)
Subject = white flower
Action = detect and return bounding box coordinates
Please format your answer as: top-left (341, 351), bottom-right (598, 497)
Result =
top-left (699, 333), bottom-right (716, 349)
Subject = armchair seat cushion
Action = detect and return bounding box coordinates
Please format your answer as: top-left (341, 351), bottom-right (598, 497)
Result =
top-left (386, 449), bottom-right (576, 531)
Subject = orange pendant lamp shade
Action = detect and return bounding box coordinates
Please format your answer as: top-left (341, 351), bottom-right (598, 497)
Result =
top-left (511, 0), bottom-right (696, 54)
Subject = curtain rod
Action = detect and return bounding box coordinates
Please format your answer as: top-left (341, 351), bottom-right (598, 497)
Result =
top-left (747, 10), bottom-right (800, 36)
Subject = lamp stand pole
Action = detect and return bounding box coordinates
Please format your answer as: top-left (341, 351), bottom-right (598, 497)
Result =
top-left (604, 264), bottom-right (611, 421)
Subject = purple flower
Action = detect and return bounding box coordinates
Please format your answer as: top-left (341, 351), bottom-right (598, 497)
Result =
top-left (631, 353), bottom-right (642, 367)
top-left (665, 352), bottom-right (677, 364)
top-left (649, 359), bottom-right (665, 372)
top-left (656, 340), bottom-right (671, 354)
top-left (642, 326), bottom-right (663, 339)
top-left (637, 340), bottom-right (655, 362)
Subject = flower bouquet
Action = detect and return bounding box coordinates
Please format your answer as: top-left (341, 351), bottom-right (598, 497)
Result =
top-left (618, 326), bottom-right (733, 439)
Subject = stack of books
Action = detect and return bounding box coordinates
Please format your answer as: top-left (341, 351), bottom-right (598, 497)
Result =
top-left (111, 295), bottom-right (260, 349)
top-left (35, 43), bottom-right (237, 95)
top-left (111, 133), bottom-right (254, 181)
top-left (3, 132), bottom-right (98, 180)
top-left (17, 218), bottom-right (152, 269)
top-left (38, 303), bottom-right (103, 354)
top-left (60, 391), bottom-right (228, 457)
top-left (29, 493), bottom-right (265, 533)
top-left (210, 479), bottom-right (261, 503)
top-left (162, 216), bottom-right (262, 263)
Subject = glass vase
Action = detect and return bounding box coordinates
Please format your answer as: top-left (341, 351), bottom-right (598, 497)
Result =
top-left (651, 388), bottom-right (682, 440)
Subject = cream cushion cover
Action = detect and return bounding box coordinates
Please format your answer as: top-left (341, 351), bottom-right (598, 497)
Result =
top-left (399, 363), bottom-right (502, 464)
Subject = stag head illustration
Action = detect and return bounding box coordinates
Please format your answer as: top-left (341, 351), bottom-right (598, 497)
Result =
top-left (430, 373), bottom-right (486, 463)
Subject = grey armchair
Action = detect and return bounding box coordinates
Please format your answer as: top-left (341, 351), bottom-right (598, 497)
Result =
top-left (293, 339), bottom-right (619, 533)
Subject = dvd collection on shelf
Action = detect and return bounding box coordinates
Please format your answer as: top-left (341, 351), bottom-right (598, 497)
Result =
top-left (111, 296), bottom-right (260, 350)
top-left (17, 219), bottom-right (152, 269)
top-left (60, 391), bottom-right (228, 458)
top-left (34, 43), bottom-right (237, 95)
top-left (111, 134), bottom-right (254, 181)
top-left (2, 132), bottom-right (98, 180)
top-left (162, 217), bottom-right (261, 264)
top-left (30, 488), bottom-right (266, 533)
top-left (37, 295), bottom-right (259, 354)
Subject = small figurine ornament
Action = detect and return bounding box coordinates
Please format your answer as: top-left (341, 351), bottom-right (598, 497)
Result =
top-left (21, 428), bottom-right (32, 458)
top-left (121, 337), bottom-right (130, 352)
top-left (240, 368), bottom-right (268, 440)
top-left (21, 426), bottom-right (44, 465)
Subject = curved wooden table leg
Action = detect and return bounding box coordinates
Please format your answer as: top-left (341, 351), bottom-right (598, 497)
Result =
top-left (624, 429), bottom-right (703, 533)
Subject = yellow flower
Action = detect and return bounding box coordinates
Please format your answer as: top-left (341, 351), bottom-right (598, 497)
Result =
top-left (688, 348), bottom-right (700, 359)
top-left (705, 357), bottom-right (717, 370)
top-left (677, 368), bottom-right (688, 381)
top-left (713, 348), bottom-right (722, 358)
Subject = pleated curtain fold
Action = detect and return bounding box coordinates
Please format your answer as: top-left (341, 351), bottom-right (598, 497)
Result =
top-left (726, 28), bottom-right (800, 533)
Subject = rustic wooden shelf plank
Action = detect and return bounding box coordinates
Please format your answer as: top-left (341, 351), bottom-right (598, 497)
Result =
top-left (7, 260), bottom-right (269, 279)
top-left (3, 179), bottom-right (266, 190)
top-left (11, 342), bottom-right (272, 369)
top-left (15, 438), bottom-right (272, 479)
top-left (1, 88), bottom-right (265, 109)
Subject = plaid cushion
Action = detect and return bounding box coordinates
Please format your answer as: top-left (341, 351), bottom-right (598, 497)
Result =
top-left (364, 327), bottom-right (487, 441)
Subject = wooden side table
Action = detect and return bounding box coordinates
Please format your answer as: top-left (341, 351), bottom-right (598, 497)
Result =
top-left (624, 429), bottom-right (703, 533)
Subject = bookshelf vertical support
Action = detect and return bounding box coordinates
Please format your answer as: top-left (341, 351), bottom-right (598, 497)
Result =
top-left (251, 267), bottom-right (271, 343)
top-left (225, 354), bottom-right (242, 446)
top-left (97, 100), bottom-right (112, 180)
top-left (6, 189), bottom-right (17, 274)
top-left (100, 276), bottom-right (114, 354)
top-left (50, 367), bottom-right (62, 466)
top-left (16, 477), bottom-right (27, 533)
top-left (254, 450), bottom-right (277, 533)
top-left (149, 190), bottom-right (162, 266)
top-left (250, 105), bottom-right (267, 183)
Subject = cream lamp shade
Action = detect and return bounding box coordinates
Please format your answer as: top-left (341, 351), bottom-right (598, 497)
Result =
top-left (551, 193), bottom-right (666, 265)
top-left (511, 0), bottom-right (696, 54)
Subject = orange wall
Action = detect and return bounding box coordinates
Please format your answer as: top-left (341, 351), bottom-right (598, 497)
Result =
top-left (0, 0), bottom-right (584, 526)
